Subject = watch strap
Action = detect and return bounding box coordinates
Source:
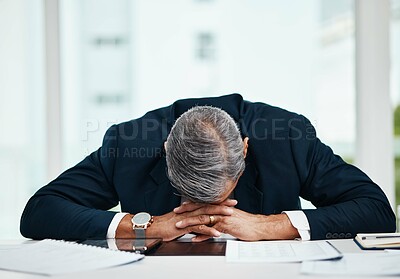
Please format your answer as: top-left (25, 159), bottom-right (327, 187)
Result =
top-left (134, 240), bottom-right (146, 251)
top-left (135, 227), bottom-right (146, 239)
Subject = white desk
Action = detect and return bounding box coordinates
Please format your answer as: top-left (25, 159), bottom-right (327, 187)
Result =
top-left (0, 239), bottom-right (390, 279)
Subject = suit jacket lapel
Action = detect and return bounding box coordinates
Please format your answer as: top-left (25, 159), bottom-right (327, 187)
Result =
top-left (146, 157), bottom-right (181, 215)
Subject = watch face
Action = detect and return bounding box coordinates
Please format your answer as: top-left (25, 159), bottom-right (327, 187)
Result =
top-left (133, 212), bottom-right (151, 226)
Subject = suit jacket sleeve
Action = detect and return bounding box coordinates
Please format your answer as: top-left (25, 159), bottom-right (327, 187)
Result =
top-left (290, 116), bottom-right (396, 240)
top-left (20, 125), bottom-right (120, 240)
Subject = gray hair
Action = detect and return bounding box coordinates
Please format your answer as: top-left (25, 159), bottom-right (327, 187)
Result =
top-left (165, 106), bottom-right (245, 203)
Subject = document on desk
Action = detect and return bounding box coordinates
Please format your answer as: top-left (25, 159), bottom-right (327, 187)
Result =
top-left (0, 244), bottom-right (23, 252)
top-left (226, 240), bottom-right (342, 263)
top-left (301, 252), bottom-right (400, 276)
top-left (0, 239), bottom-right (144, 276)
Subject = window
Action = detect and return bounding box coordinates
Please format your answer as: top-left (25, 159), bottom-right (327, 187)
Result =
top-left (391, 0), bottom-right (400, 209)
top-left (196, 32), bottom-right (216, 61)
top-left (0, 0), bottom-right (45, 239)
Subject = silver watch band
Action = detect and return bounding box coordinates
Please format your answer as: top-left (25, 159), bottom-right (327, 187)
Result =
top-left (135, 227), bottom-right (145, 239)
top-left (133, 239), bottom-right (146, 253)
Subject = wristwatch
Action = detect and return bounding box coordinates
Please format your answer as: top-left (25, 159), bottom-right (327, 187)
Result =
top-left (131, 212), bottom-right (153, 239)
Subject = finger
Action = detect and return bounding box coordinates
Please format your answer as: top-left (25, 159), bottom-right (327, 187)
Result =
top-left (219, 199), bottom-right (238, 207)
top-left (212, 223), bottom-right (227, 235)
top-left (176, 215), bottom-right (223, 229)
top-left (193, 205), bottom-right (233, 216)
top-left (175, 203), bottom-right (234, 215)
top-left (174, 202), bottom-right (204, 213)
top-left (192, 234), bottom-right (213, 242)
top-left (173, 199), bottom-right (238, 214)
top-left (187, 225), bottom-right (221, 238)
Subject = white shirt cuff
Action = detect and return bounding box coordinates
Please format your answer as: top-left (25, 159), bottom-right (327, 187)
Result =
top-left (106, 212), bottom-right (129, 238)
top-left (106, 239), bottom-right (119, 250)
top-left (282, 210), bottom-right (311, 241)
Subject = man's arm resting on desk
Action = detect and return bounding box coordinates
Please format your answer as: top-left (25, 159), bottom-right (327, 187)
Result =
top-left (289, 116), bottom-right (396, 239)
top-left (109, 204), bottom-right (307, 242)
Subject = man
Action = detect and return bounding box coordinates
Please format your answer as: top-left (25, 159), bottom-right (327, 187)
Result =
top-left (20, 94), bottom-right (395, 241)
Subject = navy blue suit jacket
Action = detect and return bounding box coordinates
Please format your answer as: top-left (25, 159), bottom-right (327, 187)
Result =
top-left (20, 94), bottom-right (396, 240)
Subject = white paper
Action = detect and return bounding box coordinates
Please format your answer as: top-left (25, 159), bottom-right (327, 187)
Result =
top-left (0, 239), bottom-right (144, 275)
top-left (226, 240), bottom-right (342, 263)
top-left (0, 245), bottom-right (24, 252)
top-left (301, 252), bottom-right (400, 276)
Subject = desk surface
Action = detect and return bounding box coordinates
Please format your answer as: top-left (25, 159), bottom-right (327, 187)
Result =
top-left (0, 238), bottom-right (389, 279)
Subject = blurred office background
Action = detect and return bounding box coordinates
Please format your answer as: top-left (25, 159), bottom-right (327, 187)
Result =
top-left (0, 0), bottom-right (399, 239)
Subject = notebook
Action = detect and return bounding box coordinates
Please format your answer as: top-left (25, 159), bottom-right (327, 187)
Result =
top-left (0, 239), bottom-right (144, 275)
top-left (354, 233), bottom-right (400, 250)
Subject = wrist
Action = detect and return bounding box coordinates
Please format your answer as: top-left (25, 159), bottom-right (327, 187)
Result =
top-left (145, 216), bottom-right (163, 239)
top-left (263, 213), bottom-right (300, 240)
top-left (116, 214), bottom-right (163, 239)
top-left (115, 214), bottom-right (135, 238)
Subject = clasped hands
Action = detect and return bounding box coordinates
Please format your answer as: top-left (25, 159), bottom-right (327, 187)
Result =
top-left (117, 199), bottom-right (299, 241)
top-left (174, 199), bottom-right (241, 242)
top-left (144, 199), bottom-right (237, 242)
top-left (146, 199), bottom-right (290, 242)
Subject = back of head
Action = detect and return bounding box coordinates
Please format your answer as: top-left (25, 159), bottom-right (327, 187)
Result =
top-left (165, 106), bottom-right (245, 203)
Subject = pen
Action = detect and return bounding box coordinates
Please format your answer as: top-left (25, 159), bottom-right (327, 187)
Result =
top-left (361, 235), bottom-right (400, 240)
